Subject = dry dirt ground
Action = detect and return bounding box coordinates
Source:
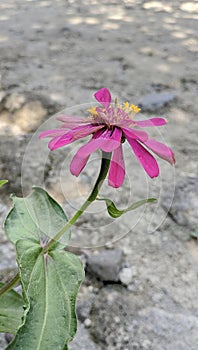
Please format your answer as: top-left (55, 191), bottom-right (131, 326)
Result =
top-left (0, 1), bottom-right (198, 349)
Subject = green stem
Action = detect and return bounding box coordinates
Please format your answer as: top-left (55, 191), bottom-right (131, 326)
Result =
top-left (0, 273), bottom-right (20, 297)
top-left (43, 151), bottom-right (111, 253)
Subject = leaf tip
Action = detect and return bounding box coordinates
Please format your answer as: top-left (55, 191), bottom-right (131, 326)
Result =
top-left (0, 179), bottom-right (8, 188)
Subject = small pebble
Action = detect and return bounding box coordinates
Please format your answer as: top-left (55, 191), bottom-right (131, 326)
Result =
top-left (84, 318), bottom-right (92, 328)
top-left (88, 285), bottom-right (94, 292)
top-left (142, 339), bottom-right (152, 349)
top-left (114, 316), bottom-right (121, 324)
top-left (119, 267), bottom-right (133, 286)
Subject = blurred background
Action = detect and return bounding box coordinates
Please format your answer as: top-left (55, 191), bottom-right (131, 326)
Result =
top-left (0, 1), bottom-right (198, 349)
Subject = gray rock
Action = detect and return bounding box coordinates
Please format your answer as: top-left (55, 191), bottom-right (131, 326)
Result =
top-left (77, 298), bottom-right (93, 322)
top-left (69, 322), bottom-right (101, 350)
top-left (0, 203), bottom-right (17, 275)
top-left (119, 267), bottom-right (133, 286)
top-left (0, 134), bottom-right (51, 197)
top-left (0, 333), bottom-right (7, 350)
top-left (0, 92), bottom-right (59, 135)
top-left (138, 92), bottom-right (176, 112)
top-left (0, 239), bottom-right (17, 273)
top-left (91, 285), bottom-right (198, 350)
top-left (162, 177), bottom-right (198, 230)
top-left (4, 93), bottom-right (26, 112)
top-left (0, 91), bottom-right (6, 111)
top-left (84, 318), bottom-right (92, 328)
top-left (87, 249), bottom-right (123, 282)
top-left (90, 285), bottom-right (134, 349)
top-left (138, 307), bottom-right (198, 350)
top-left (12, 100), bottom-right (47, 133)
top-left (78, 254), bottom-right (87, 269)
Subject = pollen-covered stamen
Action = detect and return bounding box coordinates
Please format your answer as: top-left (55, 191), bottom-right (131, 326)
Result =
top-left (88, 99), bottom-right (139, 128)
top-left (88, 106), bottom-right (106, 125)
top-left (88, 106), bottom-right (110, 127)
top-left (87, 106), bottom-right (98, 116)
top-left (122, 102), bottom-right (130, 112)
top-left (130, 104), bottom-right (141, 114)
top-left (122, 102), bottom-right (141, 119)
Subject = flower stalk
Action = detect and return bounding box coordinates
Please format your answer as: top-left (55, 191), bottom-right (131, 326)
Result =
top-left (0, 273), bottom-right (20, 297)
top-left (43, 151), bottom-right (111, 252)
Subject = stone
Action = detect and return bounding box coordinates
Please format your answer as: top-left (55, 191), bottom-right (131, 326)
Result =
top-left (161, 177), bottom-right (198, 230)
top-left (119, 267), bottom-right (133, 286)
top-left (0, 93), bottom-right (58, 135)
top-left (114, 316), bottom-right (121, 324)
top-left (76, 299), bottom-right (93, 322)
top-left (0, 333), bottom-right (7, 350)
top-left (69, 322), bottom-right (101, 350)
top-left (13, 100), bottom-right (47, 132)
top-left (84, 318), bottom-right (92, 328)
top-left (4, 93), bottom-right (26, 112)
top-left (78, 254), bottom-right (87, 269)
top-left (0, 203), bottom-right (17, 275)
top-left (138, 307), bottom-right (198, 350)
top-left (0, 134), bottom-right (51, 197)
top-left (0, 91), bottom-right (6, 111)
top-left (142, 339), bottom-right (152, 349)
top-left (87, 249), bottom-right (123, 282)
top-left (91, 284), bottom-right (198, 350)
top-left (138, 92), bottom-right (176, 112)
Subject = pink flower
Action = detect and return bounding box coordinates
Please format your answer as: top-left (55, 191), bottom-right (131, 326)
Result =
top-left (40, 88), bottom-right (175, 188)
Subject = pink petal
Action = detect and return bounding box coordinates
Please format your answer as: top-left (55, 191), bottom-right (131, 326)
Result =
top-left (39, 129), bottom-right (68, 138)
top-left (77, 128), bottom-right (121, 157)
top-left (57, 115), bottom-right (88, 123)
top-left (108, 145), bottom-right (125, 188)
top-left (100, 127), bottom-right (122, 152)
top-left (74, 132), bottom-right (105, 158)
top-left (69, 130), bottom-right (107, 176)
top-left (94, 88), bottom-right (111, 109)
top-left (122, 127), bottom-right (148, 142)
top-left (60, 122), bottom-right (89, 129)
top-left (48, 124), bottom-right (103, 150)
top-left (143, 139), bottom-right (175, 165)
top-left (70, 152), bottom-right (90, 176)
top-left (116, 118), bottom-right (137, 128)
top-left (70, 128), bottom-right (122, 179)
top-left (57, 115), bottom-right (90, 129)
top-left (135, 118), bottom-right (167, 127)
top-left (127, 138), bottom-right (159, 178)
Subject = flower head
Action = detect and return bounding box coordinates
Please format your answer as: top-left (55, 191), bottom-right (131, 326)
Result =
top-left (40, 88), bottom-right (175, 188)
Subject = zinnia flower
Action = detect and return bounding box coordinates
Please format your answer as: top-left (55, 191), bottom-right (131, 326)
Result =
top-left (39, 88), bottom-right (175, 188)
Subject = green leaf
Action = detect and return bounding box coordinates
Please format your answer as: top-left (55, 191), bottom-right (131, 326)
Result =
top-left (0, 283), bottom-right (23, 334)
top-left (4, 187), bottom-right (70, 246)
top-left (7, 239), bottom-right (85, 350)
top-left (0, 179), bottom-right (8, 188)
top-left (98, 197), bottom-right (157, 218)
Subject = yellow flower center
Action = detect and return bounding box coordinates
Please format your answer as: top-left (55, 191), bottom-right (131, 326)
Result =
top-left (87, 106), bottom-right (98, 116)
top-left (122, 102), bottom-right (141, 118)
top-left (87, 98), bottom-right (141, 126)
